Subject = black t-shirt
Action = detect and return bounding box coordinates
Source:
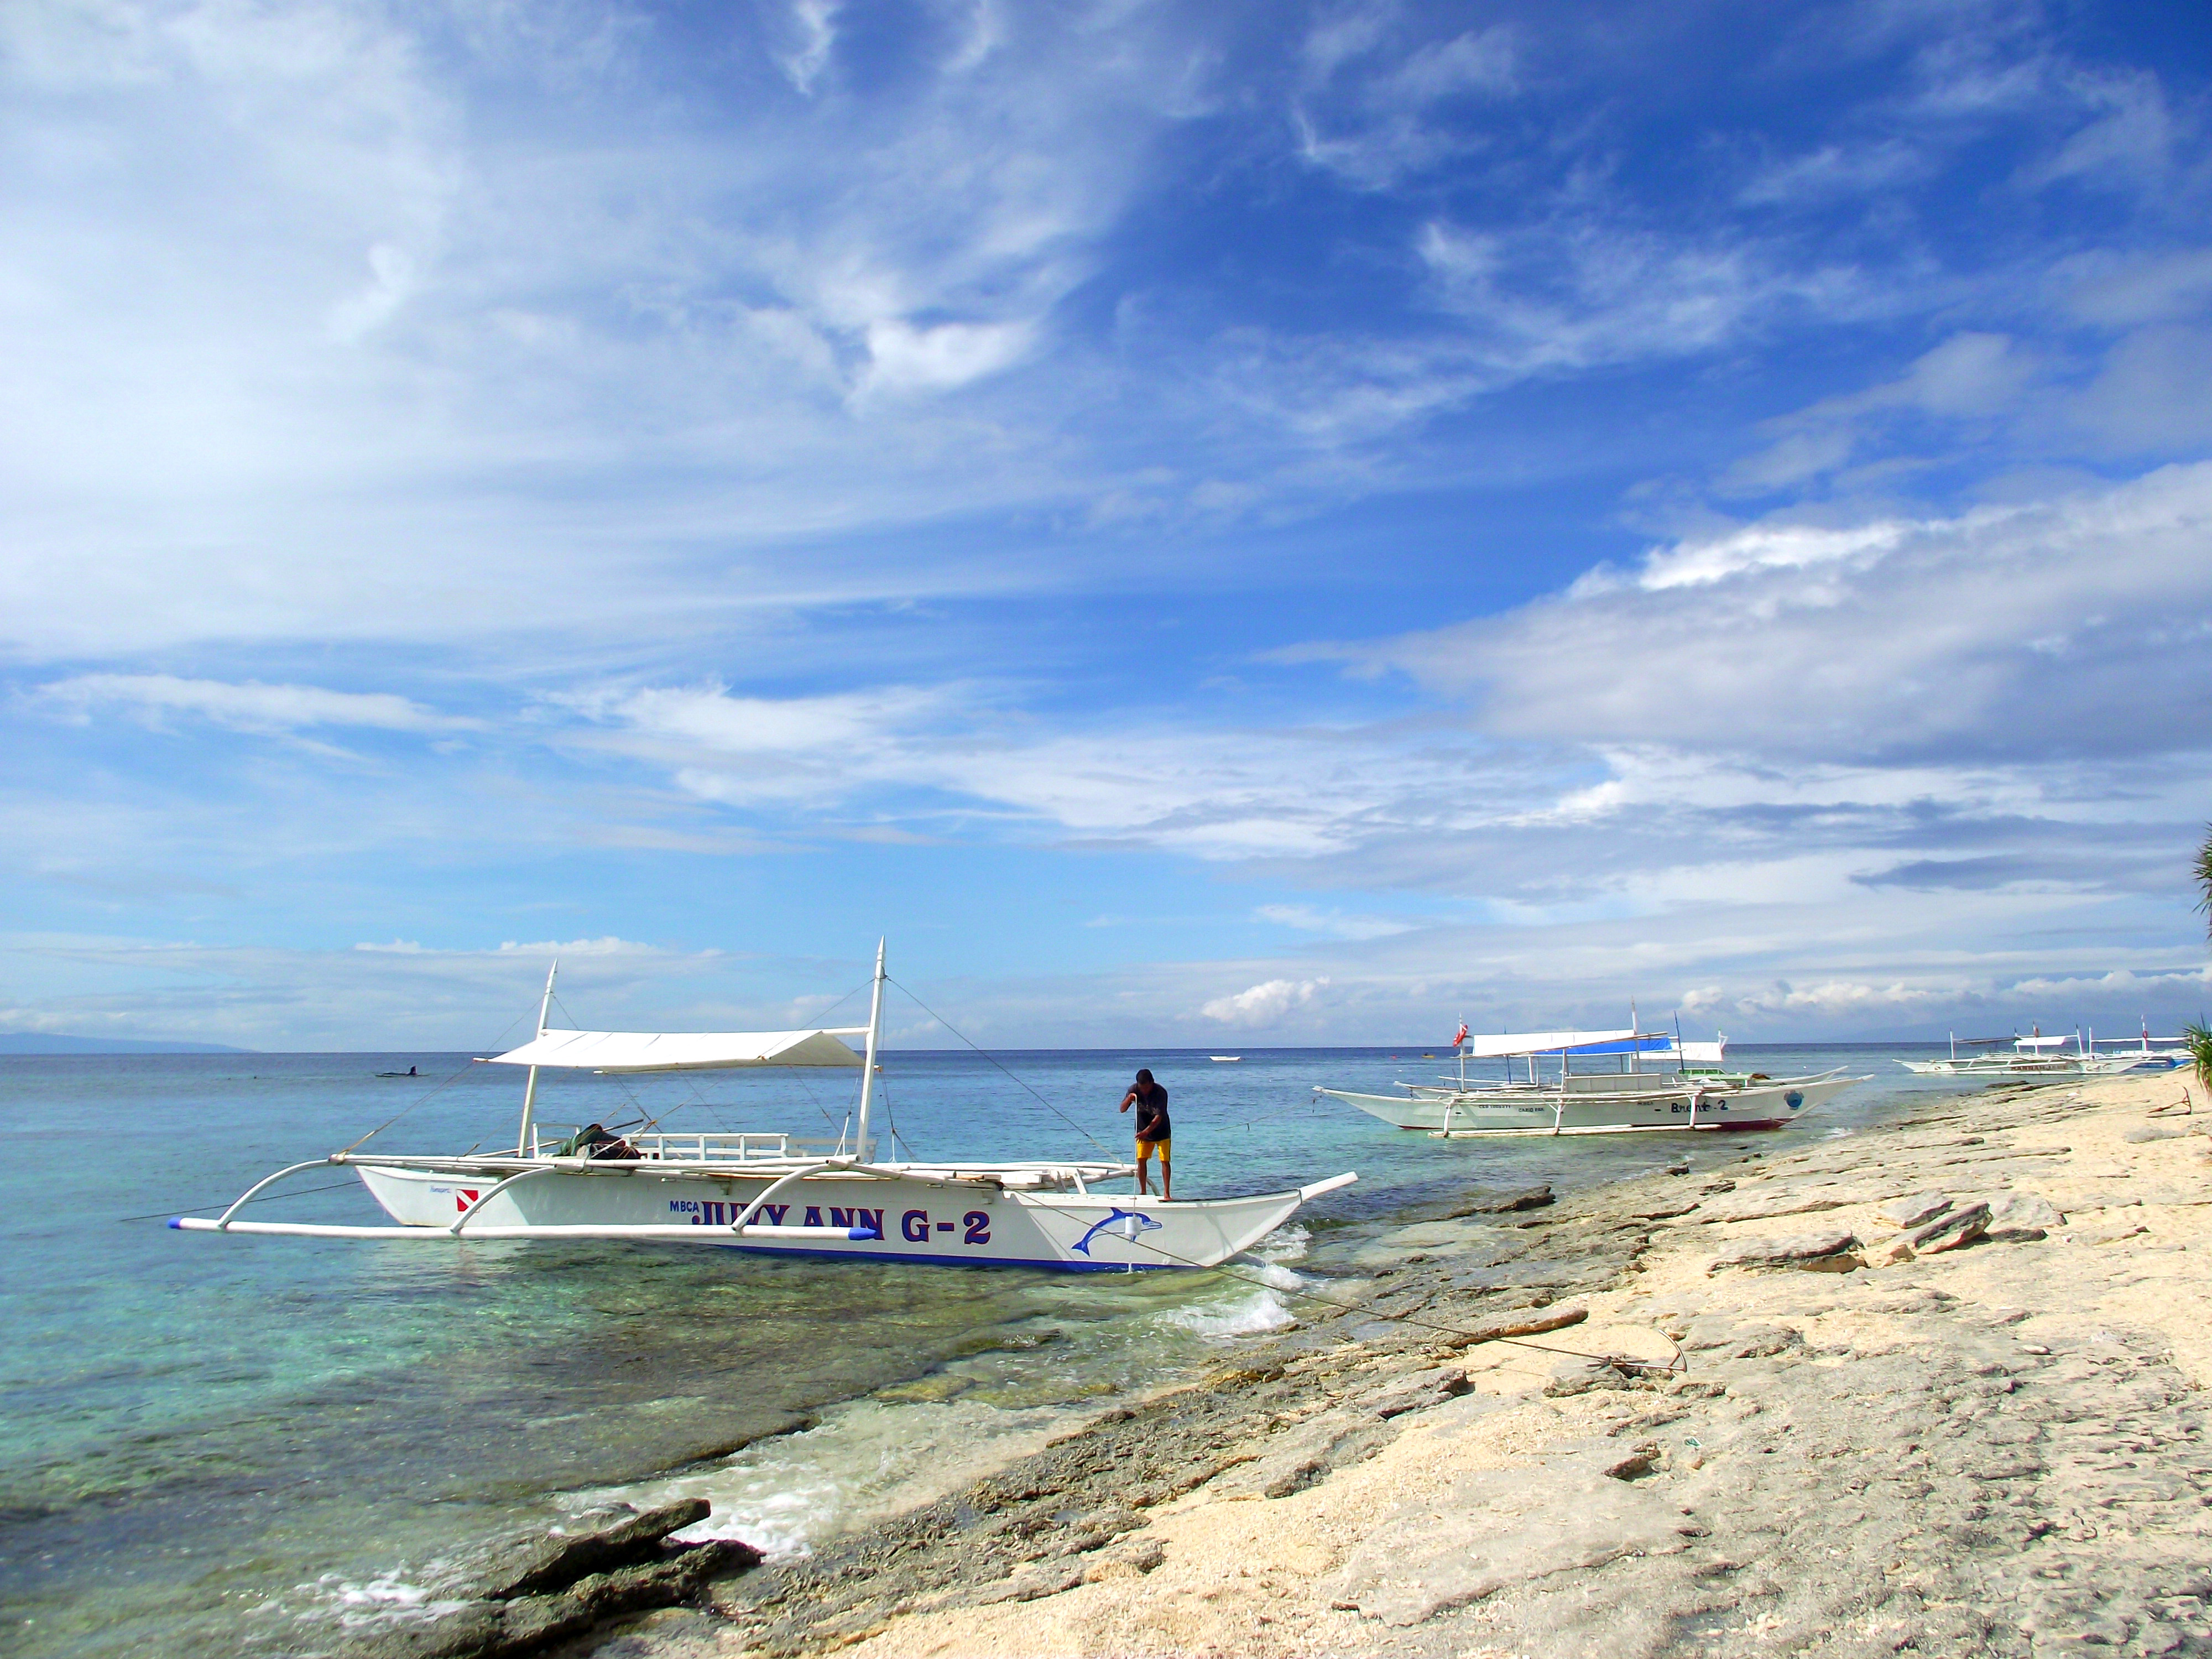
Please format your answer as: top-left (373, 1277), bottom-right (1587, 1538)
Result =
top-left (1133, 1083), bottom-right (1170, 1141)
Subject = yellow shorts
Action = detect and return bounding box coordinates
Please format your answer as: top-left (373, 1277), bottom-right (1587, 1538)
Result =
top-left (1136, 1138), bottom-right (1170, 1161)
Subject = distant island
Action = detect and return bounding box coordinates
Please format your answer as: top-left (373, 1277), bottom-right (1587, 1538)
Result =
top-left (0, 1032), bottom-right (251, 1055)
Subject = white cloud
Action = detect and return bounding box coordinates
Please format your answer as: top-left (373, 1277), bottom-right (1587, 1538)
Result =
top-left (1201, 976), bottom-right (1330, 1025)
top-left (1738, 139), bottom-right (1928, 206)
top-left (1693, 978), bottom-right (1958, 1019)
top-left (0, 930), bottom-right (732, 1050)
top-left (1619, 518), bottom-right (1915, 592)
top-left (570, 677), bottom-right (1572, 859)
top-left (774, 0), bottom-right (842, 95)
top-left (2021, 67), bottom-right (2181, 193)
top-left (1256, 904), bottom-right (1418, 940)
top-left (2059, 248), bottom-right (2212, 327)
top-left (353, 936), bottom-right (665, 958)
top-left (860, 317), bottom-right (1037, 397)
top-left (34, 674), bottom-right (479, 734)
top-left (1714, 332), bottom-right (2043, 494)
top-left (0, 1), bottom-right (1220, 660)
top-left (1291, 20), bottom-right (1517, 187)
top-left (1412, 218), bottom-right (1871, 388)
top-left (1326, 463), bottom-right (2212, 762)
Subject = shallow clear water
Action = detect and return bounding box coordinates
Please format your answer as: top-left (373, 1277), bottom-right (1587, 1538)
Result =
top-left (0, 1044), bottom-right (1976, 1656)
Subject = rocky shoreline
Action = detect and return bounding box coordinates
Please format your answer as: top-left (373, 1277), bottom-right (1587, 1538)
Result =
top-left (359, 1071), bottom-right (2212, 1658)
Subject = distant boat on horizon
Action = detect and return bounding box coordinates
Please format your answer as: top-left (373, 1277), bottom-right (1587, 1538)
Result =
top-left (1209, 1055), bottom-right (1241, 1062)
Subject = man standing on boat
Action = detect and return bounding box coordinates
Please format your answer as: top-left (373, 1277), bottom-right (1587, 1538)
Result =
top-left (1119, 1068), bottom-right (1171, 1199)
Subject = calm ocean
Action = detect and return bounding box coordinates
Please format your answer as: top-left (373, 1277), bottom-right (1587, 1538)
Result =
top-left (1, 1045), bottom-right (1978, 1657)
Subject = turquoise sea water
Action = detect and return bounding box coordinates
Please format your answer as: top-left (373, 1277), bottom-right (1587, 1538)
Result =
top-left (0, 1045), bottom-right (1979, 1657)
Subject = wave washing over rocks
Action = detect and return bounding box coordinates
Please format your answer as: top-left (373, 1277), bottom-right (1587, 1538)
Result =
top-left (341, 1072), bottom-right (2212, 1658)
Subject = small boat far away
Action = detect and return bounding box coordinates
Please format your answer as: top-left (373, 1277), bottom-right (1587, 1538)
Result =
top-left (1317, 1024), bottom-right (1864, 1138)
top-left (174, 943), bottom-right (1354, 1271)
top-left (1209, 1055), bottom-right (1241, 1062)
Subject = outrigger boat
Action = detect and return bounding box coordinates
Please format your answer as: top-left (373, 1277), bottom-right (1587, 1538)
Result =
top-left (1317, 1026), bottom-right (1862, 1137)
top-left (1900, 1024), bottom-right (2189, 1080)
top-left (174, 943), bottom-right (1354, 1272)
top-left (2088, 1024), bottom-right (2193, 1074)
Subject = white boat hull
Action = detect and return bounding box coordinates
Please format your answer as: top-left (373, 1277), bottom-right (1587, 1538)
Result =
top-left (1896, 1059), bottom-right (2087, 1078)
top-left (1318, 1074), bottom-right (1860, 1135)
top-left (182, 1163), bottom-right (1354, 1272)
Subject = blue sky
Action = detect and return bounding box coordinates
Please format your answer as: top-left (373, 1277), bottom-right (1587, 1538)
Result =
top-left (4, 0), bottom-right (2210, 1049)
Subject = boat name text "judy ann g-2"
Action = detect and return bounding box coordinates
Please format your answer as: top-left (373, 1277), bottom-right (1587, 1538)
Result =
top-left (666, 1197), bottom-right (992, 1244)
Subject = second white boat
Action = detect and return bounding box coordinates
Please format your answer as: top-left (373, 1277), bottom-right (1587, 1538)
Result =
top-left (1317, 1026), bottom-right (1863, 1137)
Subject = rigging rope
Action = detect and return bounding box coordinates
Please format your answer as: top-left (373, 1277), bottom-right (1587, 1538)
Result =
top-left (337, 1002), bottom-right (535, 1155)
top-left (885, 976), bottom-right (1111, 1157)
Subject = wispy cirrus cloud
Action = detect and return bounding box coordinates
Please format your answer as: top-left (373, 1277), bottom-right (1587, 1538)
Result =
top-left (34, 674), bottom-right (481, 735)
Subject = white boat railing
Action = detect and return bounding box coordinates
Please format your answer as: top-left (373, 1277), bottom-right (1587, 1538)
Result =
top-left (631, 1131), bottom-right (801, 1162)
top-left (525, 1126), bottom-right (854, 1160)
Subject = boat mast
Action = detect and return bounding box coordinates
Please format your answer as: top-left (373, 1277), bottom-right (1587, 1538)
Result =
top-left (517, 958), bottom-right (557, 1156)
top-left (853, 938), bottom-right (885, 1159)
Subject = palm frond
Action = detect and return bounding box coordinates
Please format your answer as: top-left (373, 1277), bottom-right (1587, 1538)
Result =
top-left (2197, 826), bottom-right (2212, 936)
top-left (2185, 1020), bottom-right (2212, 1096)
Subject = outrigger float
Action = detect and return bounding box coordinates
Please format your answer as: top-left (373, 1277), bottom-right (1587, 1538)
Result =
top-left (174, 943), bottom-right (1354, 1272)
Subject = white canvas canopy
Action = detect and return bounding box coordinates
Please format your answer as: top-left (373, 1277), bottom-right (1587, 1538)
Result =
top-left (2014, 1034), bottom-right (2073, 1050)
top-left (1675, 1040), bottom-right (1726, 1066)
top-left (1464, 1028), bottom-right (1640, 1058)
top-left (487, 1027), bottom-right (867, 1073)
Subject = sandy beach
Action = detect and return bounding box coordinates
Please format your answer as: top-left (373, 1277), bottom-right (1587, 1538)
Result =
top-left (531, 1067), bottom-right (2212, 1659)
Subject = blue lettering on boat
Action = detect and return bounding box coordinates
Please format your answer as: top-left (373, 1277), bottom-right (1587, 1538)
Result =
top-left (901, 1209), bottom-right (929, 1243)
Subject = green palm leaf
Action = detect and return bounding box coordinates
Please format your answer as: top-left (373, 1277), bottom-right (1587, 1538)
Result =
top-left (2197, 824), bottom-right (2212, 936)
top-left (2187, 1021), bottom-right (2212, 1098)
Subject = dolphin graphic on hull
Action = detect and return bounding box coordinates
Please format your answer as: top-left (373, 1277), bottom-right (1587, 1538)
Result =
top-left (1070, 1207), bottom-right (1165, 1257)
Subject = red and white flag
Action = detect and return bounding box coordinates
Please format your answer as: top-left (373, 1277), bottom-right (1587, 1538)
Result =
top-left (1453, 1022), bottom-right (1470, 1047)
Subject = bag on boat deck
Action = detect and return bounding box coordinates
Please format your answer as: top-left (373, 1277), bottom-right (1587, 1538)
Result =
top-left (555, 1124), bottom-right (638, 1160)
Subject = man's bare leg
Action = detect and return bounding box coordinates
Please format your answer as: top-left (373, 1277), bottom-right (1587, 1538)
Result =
top-left (1136, 1149), bottom-right (1151, 1196)
top-left (1160, 1155), bottom-right (1171, 1201)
